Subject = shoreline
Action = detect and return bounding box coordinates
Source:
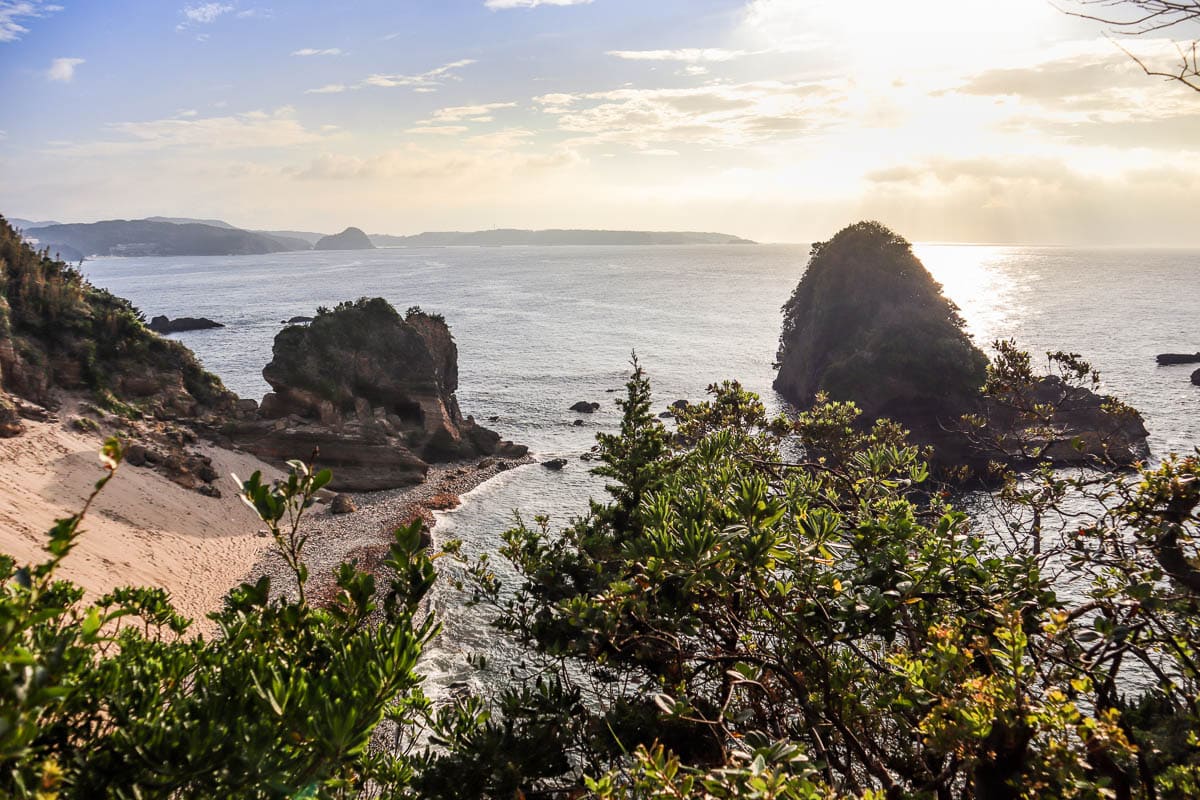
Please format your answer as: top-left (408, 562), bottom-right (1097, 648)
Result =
top-left (244, 454), bottom-right (536, 603)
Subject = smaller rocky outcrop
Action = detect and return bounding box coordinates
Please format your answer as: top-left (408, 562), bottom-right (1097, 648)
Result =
top-left (542, 458), bottom-right (568, 470)
top-left (230, 298), bottom-right (526, 491)
top-left (570, 401), bottom-right (600, 413)
top-left (283, 316), bottom-right (314, 325)
top-left (1156, 353), bottom-right (1200, 365)
top-left (148, 316), bottom-right (224, 334)
top-left (314, 227), bottom-right (375, 251)
top-left (1192, 368), bottom-right (1200, 386)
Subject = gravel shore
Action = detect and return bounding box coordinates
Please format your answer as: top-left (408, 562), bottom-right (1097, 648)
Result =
top-left (243, 455), bottom-right (535, 603)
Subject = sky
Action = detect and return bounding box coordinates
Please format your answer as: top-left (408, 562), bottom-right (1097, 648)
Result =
top-left (0, 0), bottom-right (1197, 244)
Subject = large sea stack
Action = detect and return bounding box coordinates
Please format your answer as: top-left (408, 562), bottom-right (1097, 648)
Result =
top-left (774, 221), bottom-right (1148, 471)
top-left (774, 221), bottom-right (989, 439)
top-left (233, 298), bottom-right (525, 490)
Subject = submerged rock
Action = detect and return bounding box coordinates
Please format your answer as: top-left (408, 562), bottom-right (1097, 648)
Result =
top-left (1156, 353), bottom-right (1200, 365)
top-left (148, 316), bottom-right (224, 334)
top-left (570, 401), bottom-right (600, 413)
top-left (542, 458), bottom-right (568, 470)
top-left (1192, 368), bottom-right (1200, 386)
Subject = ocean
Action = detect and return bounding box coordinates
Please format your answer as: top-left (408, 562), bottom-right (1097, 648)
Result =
top-left (81, 243), bottom-right (1200, 691)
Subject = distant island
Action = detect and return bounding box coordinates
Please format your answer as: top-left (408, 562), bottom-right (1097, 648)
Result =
top-left (315, 226), bottom-right (375, 251)
top-left (25, 220), bottom-right (301, 258)
top-left (11, 215), bottom-right (756, 258)
top-left (369, 229), bottom-right (756, 247)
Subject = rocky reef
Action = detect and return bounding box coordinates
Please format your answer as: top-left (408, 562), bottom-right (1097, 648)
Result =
top-left (774, 221), bottom-right (1149, 472)
top-left (230, 298), bottom-right (526, 490)
top-left (148, 315), bottom-right (224, 334)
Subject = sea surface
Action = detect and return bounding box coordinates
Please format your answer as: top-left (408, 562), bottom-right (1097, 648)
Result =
top-left (81, 244), bottom-right (1200, 692)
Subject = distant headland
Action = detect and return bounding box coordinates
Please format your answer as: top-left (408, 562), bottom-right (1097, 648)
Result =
top-left (9, 215), bottom-right (755, 258)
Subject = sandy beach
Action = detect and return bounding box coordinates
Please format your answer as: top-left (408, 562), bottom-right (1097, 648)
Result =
top-left (0, 398), bottom-right (532, 632)
top-left (0, 404), bottom-right (281, 633)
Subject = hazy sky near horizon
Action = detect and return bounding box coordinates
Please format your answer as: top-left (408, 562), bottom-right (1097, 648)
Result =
top-left (1, 0), bottom-right (1197, 244)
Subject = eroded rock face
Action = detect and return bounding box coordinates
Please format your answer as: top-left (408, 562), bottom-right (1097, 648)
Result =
top-left (232, 298), bottom-right (526, 490)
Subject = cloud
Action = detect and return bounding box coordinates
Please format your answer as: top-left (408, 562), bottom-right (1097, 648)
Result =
top-left (607, 48), bottom-right (748, 63)
top-left (46, 56), bottom-right (83, 82)
top-left (292, 137), bottom-right (580, 182)
top-left (292, 47), bottom-right (341, 56)
top-left (484, 0), bottom-right (592, 8)
top-left (534, 80), bottom-right (840, 149)
top-left (308, 58), bottom-right (476, 94)
top-left (47, 106), bottom-right (334, 156)
top-left (857, 154), bottom-right (1200, 244)
top-left (404, 125), bottom-right (471, 135)
top-left (180, 3), bottom-right (232, 25)
top-left (428, 102), bottom-right (517, 122)
top-left (0, 0), bottom-right (61, 43)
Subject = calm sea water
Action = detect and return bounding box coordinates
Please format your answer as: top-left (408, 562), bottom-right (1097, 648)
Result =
top-left (81, 244), bottom-right (1200, 690)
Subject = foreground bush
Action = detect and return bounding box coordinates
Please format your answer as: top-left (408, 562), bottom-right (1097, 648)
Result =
top-left (438, 361), bottom-right (1200, 799)
top-left (2, 359), bottom-right (1198, 799)
top-left (0, 441), bottom-right (437, 798)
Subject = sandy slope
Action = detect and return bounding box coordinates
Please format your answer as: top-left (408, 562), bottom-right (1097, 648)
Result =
top-left (0, 410), bottom-right (282, 632)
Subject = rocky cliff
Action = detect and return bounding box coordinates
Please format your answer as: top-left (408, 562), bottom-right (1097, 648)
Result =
top-left (0, 216), bottom-right (237, 437)
top-left (232, 298), bottom-right (525, 490)
top-left (774, 221), bottom-right (1148, 472)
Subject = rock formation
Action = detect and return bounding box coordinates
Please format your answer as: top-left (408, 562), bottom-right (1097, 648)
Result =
top-left (232, 298), bottom-right (526, 490)
top-left (314, 227), bottom-right (375, 251)
top-left (774, 221), bottom-right (1149, 472)
top-left (1192, 368), bottom-right (1200, 386)
top-left (148, 315), bottom-right (224, 334)
top-left (774, 221), bottom-right (989, 437)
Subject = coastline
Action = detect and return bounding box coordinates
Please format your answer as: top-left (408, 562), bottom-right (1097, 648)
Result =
top-left (245, 454), bottom-right (536, 603)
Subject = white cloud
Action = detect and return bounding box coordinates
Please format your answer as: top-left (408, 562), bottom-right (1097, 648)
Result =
top-left (181, 3), bottom-right (232, 24)
top-left (429, 102), bottom-right (517, 122)
top-left (534, 80), bottom-right (841, 149)
top-left (485, 0), bottom-right (591, 8)
top-left (292, 47), bottom-right (341, 56)
top-left (404, 125), bottom-right (471, 135)
top-left (308, 58), bottom-right (476, 94)
top-left (608, 48), bottom-right (747, 63)
top-left (48, 106), bottom-right (334, 156)
top-left (46, 56), bottom-right (83, 82)
top-left (0, 0), bottom-right (61, 43)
